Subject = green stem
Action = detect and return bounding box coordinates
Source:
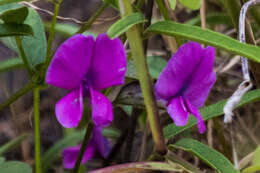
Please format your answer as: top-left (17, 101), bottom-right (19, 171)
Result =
top-left (33, 87), bottom-right (41, 173)
top-left (76, 0), bottom-right (110, 34)
top-left (45, 3), bottom-right (60, 68)
top-left (15, 36), bottom-right (33, 76)
top-left (119, 0), bottom-right (167, 155)
top-left (155, 0), bottom-right (171, 20)
top-left (72, 122), bottom-right (94, 173)
top-left (0, 82), bottom-right (35, 111)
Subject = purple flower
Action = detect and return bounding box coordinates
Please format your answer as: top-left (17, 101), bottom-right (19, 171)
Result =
top-left (62, 126), bottom-right (111, 169)
top-left (46, 34), bottom-right (126, 128)
top-left (155, 42), bottom-right (216, 133)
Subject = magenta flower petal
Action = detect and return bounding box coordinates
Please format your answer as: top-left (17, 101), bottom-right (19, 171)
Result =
top-left (155, 42), bottom-right (203, 100)
top-left (167, 96), bottom-right (189, 126)
top-left (55, 87), bottom-right (83, 128)
top-left (46, 34), bottom-right (95, 90)
top-left (62, 141), bottom-right (96, 169)
top-left (92, 126), bottom-right (111, 158)
top-left (185, 99), bottom-right (206, 134)
top-left (183, 46), bottom-right (216, 107)
top-left (89, 87), bottom-right (113, 127)
top-left (89, 33), bottom-right (127, 90)
top-left (155, 41), bottom-right (216, 133)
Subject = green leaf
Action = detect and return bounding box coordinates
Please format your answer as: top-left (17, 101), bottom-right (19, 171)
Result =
top-left (44, 22), bottom-right (97, 38)
top-left (44, 22), bottom-right (78, 37)
top-left (0, 0), bottom-right (33, 6)
top-left (107, 12), bottom-right (147, 38)
top-left (146, 21), bottom-right (260, 63)
top-left (170, 138), bottom-right (239, 173)
top-left (90, 161), bottom-right (182, 172)
top-left (163, 89), bottom-right (260, 138)
top-left (179, 0), bottom-right (201, 10)
top-left (0, 58), bottom-right (24, 73)
top-left (243, 165), bottom-right (260, 173)
top-left (0, 134), bottom-right (29, 155)
top-left (147, 55), bottom-right (167, 79)
top-left (1, 5), bottom-right (47, 68)
top-left (126, 56), bottom-right (167, 79)
top-left (104, 0), bottom-right (118, 10)
top-left (42, 130), bottom-right (85, 172)
top-left (126, 59), bottom-right (138, 79)
top-left (0, 23), bottom-right (33, 36)
top-left (168, 0), bottom-right (176, 10)
top-left (243, 146), bottom-right (260, 173)
top-left (0, 157), bottom-right (5, 164)
top-left (102, 127), bottom-right (121, 138)
top-left (185, 13), bottom-right (232, 26)
top-left (0, 6), bottom-right (28, 23)
top-left (0, 161), bottom-right (32, 173)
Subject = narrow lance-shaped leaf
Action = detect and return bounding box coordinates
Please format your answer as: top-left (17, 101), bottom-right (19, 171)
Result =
top-left (146, 21), bottom-right (260, 63)
top-left (179, 0), bottom-right (201, 10)
top-left (107, 12), bottom-right (147, 38)
top-left (168, 0), bottom-right (176, 10)
top-left (42, 130), bottom-right (85, 172)
top-left (185, 13), bottom-right (232, 26)
top-left (44, 22), bottom-right (97, 38)
top-left (170, 138), bottom-right (239, 173)
top-left (0, 133), bottom-right (30, 155)
top-left (89, 161), bottom-right (182, 173)
top-left (163, 89), bottom-right (260, 138)
top-left (0, 58), bottom-right (24, 73)
top-left (243, 146), bottom-right (260, 173)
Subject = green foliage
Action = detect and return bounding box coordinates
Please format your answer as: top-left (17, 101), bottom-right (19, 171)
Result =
top-left (0, 58), bottom-right (24, 73)
top-left (0, 134), bottom-right (29, 155)
top-left (0, 6), bottom-right (47, 68)
top-left (102, 127), bottom-right (121, 138)
top-left (0, 6), bottom-right (28, 23)
top-left (0, 0), bottom-right (33, 6)
top-left (147, 55), bottom-right (167, 79)
top-left (44, 22), bottom-right (97, 38)
top-left (126, 55), bottom-right (167, 79)
top-left (185, 13), bottom-right (232, 26)
top-left (0, 23), bottom-right (33, 36)
top-left (163, 89), bottom-right (260, 138)
top-left (179, 0), bottom-right (201, 10)
top-left (243, 146), bottom-right (260, 173)
top-left (146, 21), bottom-right (260, 63)
top-left (170, 138), bottom-right (239, 173)
top-left (107, 12), bottom-right (147, 38)
top-left (42, 130), bottom-right (85, 172)
top-left (0, 161), bottom-right (32, 173)
top-left (168, 0), bottom-right (176, 10)
top-left (104, 0), bottom-right (118, 10)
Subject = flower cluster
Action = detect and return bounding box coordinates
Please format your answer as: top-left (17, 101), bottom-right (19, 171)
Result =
top-left (46, 35), bottom-right (215, 168)
top-left (46, 33), bottom-right (127, 168)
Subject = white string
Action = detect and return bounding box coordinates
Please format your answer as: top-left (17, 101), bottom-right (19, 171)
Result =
top-left (223, 0), bottom-right (260, 123)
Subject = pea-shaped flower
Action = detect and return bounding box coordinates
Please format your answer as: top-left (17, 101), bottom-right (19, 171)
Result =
top-left (62, 126), bottom-right (110, 169)
top-left (46, 34), bottom-right (126, 128)
top-left (155, 42), bottom-right (216, 133)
